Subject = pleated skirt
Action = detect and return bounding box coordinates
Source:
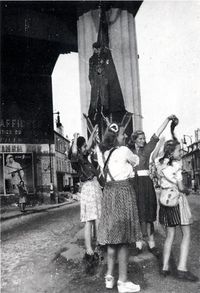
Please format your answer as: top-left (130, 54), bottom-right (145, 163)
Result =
top-left (159, 204), bottom-right (181, 227)
top-left (97, 179), bottom-right (142, 245)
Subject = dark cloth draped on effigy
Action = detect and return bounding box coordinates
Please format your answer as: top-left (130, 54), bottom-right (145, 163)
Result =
top-left (87, 7), bottom-right (130, 138)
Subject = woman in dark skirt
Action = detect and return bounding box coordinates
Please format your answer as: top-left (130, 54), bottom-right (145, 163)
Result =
top-left (96, 123), bottom-right (142, 293)
top-left (128, 115), bottom-right (177, 255)
top-left (155, 137), bottom-right (198, 282)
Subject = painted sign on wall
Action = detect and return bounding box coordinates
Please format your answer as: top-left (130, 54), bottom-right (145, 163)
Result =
top-left (1, 74), bottom-right (54, 144)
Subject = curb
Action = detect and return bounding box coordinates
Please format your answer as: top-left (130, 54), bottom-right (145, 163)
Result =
top-left (61, 225), bottom-right (164, 265)
top-left (0, 201), bottom-right (80, 222)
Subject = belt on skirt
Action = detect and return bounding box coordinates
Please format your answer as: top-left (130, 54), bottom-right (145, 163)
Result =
top-left (136, 170), bottom-right (149, 176)
top-left (160, 186), bottom-right (177, 190)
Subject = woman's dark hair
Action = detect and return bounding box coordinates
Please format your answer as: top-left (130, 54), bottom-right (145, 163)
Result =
top-left (77, 136), bottom-right (86, 149)
top-left (68, 136), bottom-right (86, 160)
top-left (127, 130), bottom-right (145, 150)
top-left (159, 140), bottom-right (180, 165)
top-left (159, 117), bottom-right (180, 165)
top-left (99, 128), bottom-right (118, 153)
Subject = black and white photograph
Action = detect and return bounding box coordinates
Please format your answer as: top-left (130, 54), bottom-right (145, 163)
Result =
top-left (1, 1), bottom-right (200, 293)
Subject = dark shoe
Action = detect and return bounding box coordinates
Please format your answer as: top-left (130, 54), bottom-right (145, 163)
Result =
top-left (148, 247), bottom-right (160, 257)
top-left (83, 252), bottom-right (99, 274)
top-left (160, 269), bottom-right (170, 277)
top-left (135, 247), bottom-right (142, 255)
top-left (93, 252), bottom-right (99, 262)
top-left (176, 270), bottom-right (199, 282)
top-left (95, 245), bottom-right (104, 261)
top-left (82, 253), bottom-right (93, 274)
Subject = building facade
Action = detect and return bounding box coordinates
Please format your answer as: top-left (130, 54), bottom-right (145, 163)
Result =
top-left (182, 140), bottom-right (200, 190)
top-left (54, 130), bottom-right (76, 192)
top-left (0, 130), bottom-right (76, 196)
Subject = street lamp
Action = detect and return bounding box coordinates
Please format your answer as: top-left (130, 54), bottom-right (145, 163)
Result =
top-left (53, 111), bottom-right (62, 128)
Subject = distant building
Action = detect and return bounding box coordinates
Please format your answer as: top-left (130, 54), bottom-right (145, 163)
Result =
top-left (182, 140), bottom-right (200, 190)
top-left (195, 128), bottom-right (200, 142)
top-left (0, 121), bottom-right (76, 196)
top-left (54, 130), bottom-right (76, 192)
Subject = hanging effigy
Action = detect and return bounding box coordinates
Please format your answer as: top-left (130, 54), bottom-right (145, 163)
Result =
top-left (85, 6), bottom-right (132, 140)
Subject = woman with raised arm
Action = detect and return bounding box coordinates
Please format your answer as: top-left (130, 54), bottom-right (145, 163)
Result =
top-left (68, 126), bottom-right (102, 270)
top-left (155, 121), bottom-right (198, 282)
top-left (128, 115), bottom-right (177, 255)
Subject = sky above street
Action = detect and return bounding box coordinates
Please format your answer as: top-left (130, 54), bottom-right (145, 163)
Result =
top-left (52, 0), bottom-right (200, 143)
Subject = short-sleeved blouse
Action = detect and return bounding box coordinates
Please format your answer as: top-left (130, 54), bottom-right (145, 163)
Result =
top-left (96, 145), bottom-right (139, 182)
top-left (155, 158), bottom-right (183, 188)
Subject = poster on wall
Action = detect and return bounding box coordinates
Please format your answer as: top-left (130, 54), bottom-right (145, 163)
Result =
top-left (4, 153), bottom-right (34, 195)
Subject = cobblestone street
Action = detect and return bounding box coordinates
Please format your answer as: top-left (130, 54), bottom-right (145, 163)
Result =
top-left (1, 203), bottom-right (82, 293)
top-left (1, 196), bottom-right (200, 293)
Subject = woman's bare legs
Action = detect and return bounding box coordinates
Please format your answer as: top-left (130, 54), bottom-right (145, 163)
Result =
top-left (162, 227), bottom-right (175, 270)
top-left (85, 220), bottom-right (94, 254)
top-left (118, 245), bottom-right (128, 282)
top-left (147, 222), bottom-right (155, 248)
top-left (177, 225), bottom-right (190, 271)
top-left (106, 245), bottom-right (116, 276)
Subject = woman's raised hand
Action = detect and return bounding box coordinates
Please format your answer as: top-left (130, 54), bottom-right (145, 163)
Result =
top-left (168, 114), bottom-right (178, 121)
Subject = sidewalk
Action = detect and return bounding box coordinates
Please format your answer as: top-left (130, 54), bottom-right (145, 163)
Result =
top-left (61, 226), bottom-right (161, 264)
top-left (61, 193), bottom-right (200, 265)
top-left (0, 199), bottom-right (79, 221)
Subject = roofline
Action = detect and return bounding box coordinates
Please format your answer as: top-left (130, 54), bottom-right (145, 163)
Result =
top-left (54, 130), bottom-right (70, 143)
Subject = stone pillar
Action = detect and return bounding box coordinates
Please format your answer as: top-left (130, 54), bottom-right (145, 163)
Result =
top-left (77, 8), bottom-right (142, 137)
